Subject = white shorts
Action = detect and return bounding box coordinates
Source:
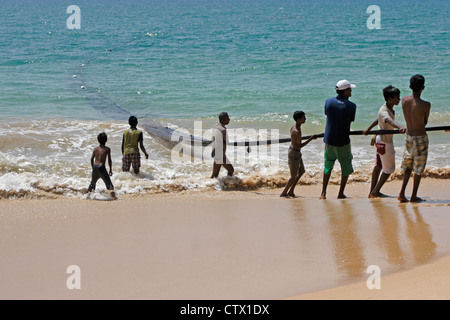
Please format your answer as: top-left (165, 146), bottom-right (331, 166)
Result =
top-left (376, 136), bottom-right (395, 174)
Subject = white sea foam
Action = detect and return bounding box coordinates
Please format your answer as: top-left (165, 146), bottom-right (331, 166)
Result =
top-left (0, 172), bottom-right (37, 193)
top-left (0, 119), bottom-right (448, 199)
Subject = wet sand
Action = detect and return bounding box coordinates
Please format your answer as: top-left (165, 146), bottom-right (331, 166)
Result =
top-left (0, 178), bottom-right (449, 300)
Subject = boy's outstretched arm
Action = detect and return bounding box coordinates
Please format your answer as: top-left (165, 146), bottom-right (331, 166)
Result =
top-left (364, 119), bottom-right (378, 135)
top-left (300, 134), bottom-right (317, 148)
top-left (385, 117), bottom-right (406, 133)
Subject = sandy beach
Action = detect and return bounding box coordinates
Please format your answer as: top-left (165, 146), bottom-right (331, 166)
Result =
top-left (1, 177), bottom-right (449, 300)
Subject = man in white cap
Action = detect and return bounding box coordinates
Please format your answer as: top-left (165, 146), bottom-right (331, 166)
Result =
top-left (320, 80), bottom-right (357, 199)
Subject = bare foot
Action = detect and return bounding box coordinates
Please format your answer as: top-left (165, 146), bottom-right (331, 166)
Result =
top-left (369, 192), bottom-right (388, 198)
top-left (410, 197), bottom-right (425, 203)
top-left (397, 195), bottom-right (409, 203)
top-left (319, 194), bottom-right (326, 200)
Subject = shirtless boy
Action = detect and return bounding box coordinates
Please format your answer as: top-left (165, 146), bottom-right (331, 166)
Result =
top-left (88, 132), bottom-right (117, 199)
top-left (398, 74), bottom-right (431, 203)
top-left (280, 110), bottom-right (316, 198)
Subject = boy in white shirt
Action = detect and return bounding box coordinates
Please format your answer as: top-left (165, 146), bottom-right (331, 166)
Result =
top-left (364, 85), bottom-right (406, 198)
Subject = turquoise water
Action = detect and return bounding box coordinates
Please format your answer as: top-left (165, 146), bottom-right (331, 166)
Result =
top-left (1, 0), bottom-right (449, 122)
top-left (0, 0), bottom-right (449, 197)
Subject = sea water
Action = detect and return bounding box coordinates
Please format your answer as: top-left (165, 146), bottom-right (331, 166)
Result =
top-left (0, 0), bottom-right (449, 198)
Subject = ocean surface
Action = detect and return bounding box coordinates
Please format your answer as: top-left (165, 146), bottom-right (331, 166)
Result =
top-left (0, 0), bottom-right (449, 198)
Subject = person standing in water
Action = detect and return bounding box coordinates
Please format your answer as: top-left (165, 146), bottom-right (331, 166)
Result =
top-left (122, 115), bottom-right (149, 174)
top-left (87, 132), bottom-right (117, 199)
top-left (211, 112), bottom-right (234, 178)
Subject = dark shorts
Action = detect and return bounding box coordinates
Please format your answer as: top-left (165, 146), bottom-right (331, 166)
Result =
top-left (89, 165), bottom-right (114, 190)
top-left (288, 149), bottom-right (305, 178)
top-left (122, 153), bottom-right (141, 172)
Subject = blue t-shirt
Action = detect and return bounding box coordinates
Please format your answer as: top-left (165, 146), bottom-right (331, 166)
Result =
top-left (323, 96), bottom-right (357, 147)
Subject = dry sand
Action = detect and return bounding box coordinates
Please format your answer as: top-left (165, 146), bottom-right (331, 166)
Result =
top-left (0, 178), bottom-right (449, 300)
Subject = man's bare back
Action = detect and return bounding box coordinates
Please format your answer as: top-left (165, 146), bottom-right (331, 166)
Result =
top-left (402, 95), bottom-right (430, 136)
top-left (92, 145), bottom-right (111, 166)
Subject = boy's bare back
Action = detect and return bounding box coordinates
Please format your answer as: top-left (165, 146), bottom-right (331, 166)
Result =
top-left (92, 146), bottom-right (111, 166)
top-left (402, 95), bottom-right (430, 136)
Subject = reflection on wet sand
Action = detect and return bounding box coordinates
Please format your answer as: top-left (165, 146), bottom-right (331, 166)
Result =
top-left (325, 201), bottom-right (366, 279)
top-left (400, 204), bottom-right (437, 264)
top-left (371, 201), bottom-right (404, 267)
top-left (287, 199), bottom-right (439, 283)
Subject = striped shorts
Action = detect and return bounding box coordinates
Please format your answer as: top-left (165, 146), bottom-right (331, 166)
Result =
top-left (122, 153), bottom-right (141, 172)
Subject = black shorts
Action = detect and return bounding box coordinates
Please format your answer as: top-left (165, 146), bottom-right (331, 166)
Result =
top-left (89, 165), bottom-right (114, 190)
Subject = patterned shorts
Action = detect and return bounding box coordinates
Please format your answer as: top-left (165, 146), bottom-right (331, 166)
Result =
top-left (401, 135), bottom-right (428, 175)
top-left (288, 149), bottom-right (305, 178)
top-left (122, 153), bottom-right (141, 172)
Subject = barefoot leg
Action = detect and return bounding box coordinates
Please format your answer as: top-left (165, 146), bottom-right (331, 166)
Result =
top-left (320, 173), bottom-right (330, 199)
top-left (398, 168), bottom-right (412, 202)
top-left (337, 175), bottom-right (349, 199)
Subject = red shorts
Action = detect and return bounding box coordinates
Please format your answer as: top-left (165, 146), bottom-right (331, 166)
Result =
top-left (375, 143), bottom-right (385, 167)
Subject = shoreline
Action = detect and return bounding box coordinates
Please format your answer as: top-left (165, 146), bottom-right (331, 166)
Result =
top-left (1, 166), bottom-right (449, 200)
top-left (1, 178), bottom-right (449, 299)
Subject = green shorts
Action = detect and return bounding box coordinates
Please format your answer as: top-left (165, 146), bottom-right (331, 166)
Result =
top-left (324, 143), bottom-right (354, 177)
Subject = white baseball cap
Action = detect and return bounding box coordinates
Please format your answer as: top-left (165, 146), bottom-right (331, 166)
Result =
top-left (336, 79), bottom-right (356, 90)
